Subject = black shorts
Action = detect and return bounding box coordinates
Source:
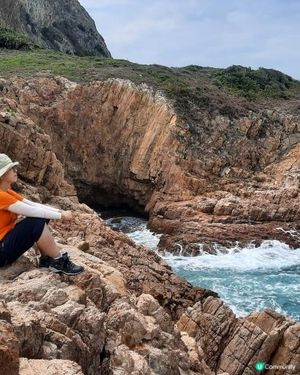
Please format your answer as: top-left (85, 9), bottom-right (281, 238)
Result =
top-left (0, 217), bottom-right (50, 267)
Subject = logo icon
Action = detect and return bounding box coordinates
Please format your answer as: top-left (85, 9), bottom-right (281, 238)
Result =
top-left (256, 362), bottom-right (265, 371)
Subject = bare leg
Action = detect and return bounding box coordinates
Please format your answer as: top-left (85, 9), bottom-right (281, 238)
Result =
top-left (36, 224), bottom-right (60, 258)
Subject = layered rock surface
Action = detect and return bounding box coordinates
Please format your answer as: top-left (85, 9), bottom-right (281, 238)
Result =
top-left (0, 194), bottom-right (215, 375)
top-left (1, 75), bottom-right (300, 253)
top-left (0, 0), bottom-right (111, 56)
top-left (0, 75), bottom-right (300, 374)
top-left (0, 200), bottom-right (299, 374)
top-left (177, 299), bottom-right (300, 375)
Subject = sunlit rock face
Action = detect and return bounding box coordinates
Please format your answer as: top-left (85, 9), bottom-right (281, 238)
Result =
top-left (0, 0), bottom-right (111, 56)
top-left (1, 75), bottom-right (300, 374)
top-left (2, 75), bottom-right (300, 253)
top-left (1, 77), bottom-right (182, 211)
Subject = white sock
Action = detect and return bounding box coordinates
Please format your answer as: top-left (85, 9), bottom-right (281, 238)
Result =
top-left (53, 251), bottom-right (63, 259)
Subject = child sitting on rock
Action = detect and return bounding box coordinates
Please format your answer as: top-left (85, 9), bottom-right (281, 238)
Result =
top-left (0, 153), bottom-right (84, 276)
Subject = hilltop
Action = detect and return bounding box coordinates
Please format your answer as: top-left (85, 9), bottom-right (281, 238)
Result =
top-left (0, 0), bottom-right (111, 56)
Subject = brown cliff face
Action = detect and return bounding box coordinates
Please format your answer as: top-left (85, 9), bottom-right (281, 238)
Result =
top-left (0, 76), bottom-right (300, 374)
top-left (2, 76), bottom-right (300, 252)
top-left (3, 76), bottom-right (186, 211)
top-left (0, 79), bottom-right (75, 198)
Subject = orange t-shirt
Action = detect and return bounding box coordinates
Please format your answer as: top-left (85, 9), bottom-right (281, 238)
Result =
top-left (0, 189), bottom-right (24, 240)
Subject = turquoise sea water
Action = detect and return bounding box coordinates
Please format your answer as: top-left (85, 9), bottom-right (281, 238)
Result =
top-left (106, 216), bottom-right (300, 322)
top-left (164, 244), bottom-right (300, 320)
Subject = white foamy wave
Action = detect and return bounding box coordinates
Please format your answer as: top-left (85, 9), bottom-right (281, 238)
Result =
top-left (105, 215), bottom-right (161, 250)
top-left (228, 295), bottom-right (289, 318)
top-left (127, 224), bottom-right (162, 250)
top-left (164, 240), bottom-right (300, 272)
top-left (105, 216), bottom-right (300, 321)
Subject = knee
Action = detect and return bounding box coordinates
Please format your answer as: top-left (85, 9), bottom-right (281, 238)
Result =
top-left (25, 217), bottom-right (48, 226)
top-left (24, 218), bottom-right (48, 240)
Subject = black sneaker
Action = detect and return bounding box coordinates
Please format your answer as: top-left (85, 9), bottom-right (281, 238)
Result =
top-left (38, 255), bottom-right (51, 268)
top-left (48, 252), bottom-right (84, 276)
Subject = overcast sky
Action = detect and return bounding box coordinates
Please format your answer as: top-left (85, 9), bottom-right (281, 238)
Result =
top-left (79, 0), bottom-right (300, 79)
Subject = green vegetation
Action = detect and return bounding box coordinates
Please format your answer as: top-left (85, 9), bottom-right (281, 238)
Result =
top-left (0, 27), bottom-right (35, 50)
top-left (0, 46), bottom-right (299, 154)
top-left (213, 65), bottom-right (295, 100)
top-left (0, 48), bottom-right (299, 107)
top-left (0, 49), bottom-right (214, 91)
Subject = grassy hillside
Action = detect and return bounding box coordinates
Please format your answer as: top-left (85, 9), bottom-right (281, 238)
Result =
top-left (0, 28), bottom-right (300, 126)
top-left (1, 48), bottom-right (299, 95)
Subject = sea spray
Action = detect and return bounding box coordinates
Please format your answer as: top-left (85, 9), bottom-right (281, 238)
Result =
top-left (106, 215), bottom-right (300, 321)
top-left (165, 242), bottom-right (300, 320)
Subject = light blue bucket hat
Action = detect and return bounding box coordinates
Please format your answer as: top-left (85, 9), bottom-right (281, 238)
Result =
top-left (0, 154), bottom-right (19, 177)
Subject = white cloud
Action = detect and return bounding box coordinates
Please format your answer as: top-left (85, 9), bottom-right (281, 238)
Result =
top-left (80, 0), bottom-right (300, 79)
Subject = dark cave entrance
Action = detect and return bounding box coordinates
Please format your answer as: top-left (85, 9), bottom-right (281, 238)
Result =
top-left (74, 181), bottom-right (149, 219)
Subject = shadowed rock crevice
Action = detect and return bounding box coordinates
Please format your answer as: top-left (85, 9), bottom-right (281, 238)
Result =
top-left (75, 181), bottom-right (148, 215)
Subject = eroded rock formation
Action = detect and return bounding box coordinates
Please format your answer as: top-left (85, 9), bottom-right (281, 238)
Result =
top-left (0, 75), bottom-right (300, 374)
top-left (0, 192), bottom-right (215, 375)
top-left (1, 75), bottom-right (300, 253)
top-left (0, 0), bottom-right (111, 56)
top-left (0, 194), bottom-right (299, 375)
top-left (177, 299), bottom-right (300, 375)
top-left (1, 208), bottom-right (299, 374)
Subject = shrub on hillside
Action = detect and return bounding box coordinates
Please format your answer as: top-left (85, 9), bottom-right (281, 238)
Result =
top-left (213, 65), bottom-right (294, 99)
top-left (0, 27), bottom-right (34, 50)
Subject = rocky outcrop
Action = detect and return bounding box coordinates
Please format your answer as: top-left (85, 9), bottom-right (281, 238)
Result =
top-left (19, 359), bottom-right (84, 375)
top-left (0, 98), bottom-right (76, 197)
top-left (0, 201), bottom-right (299, 374)
top-left (0, 194), bottom-right (215, 375)
top-left (0, 190), bottom-right (299, 375)
top-left (0, 0), bottom-right (111, 56)
top-left (0, 77), bottom-right (300, 373)
top-left (1, 75), bottom-right (300, 253)
top-left (176, 298), bottom-right (300, 375)
top-left (1, 76), bottom-right (182, 211)
top-left (149, 111), bottom-right (300, 252)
